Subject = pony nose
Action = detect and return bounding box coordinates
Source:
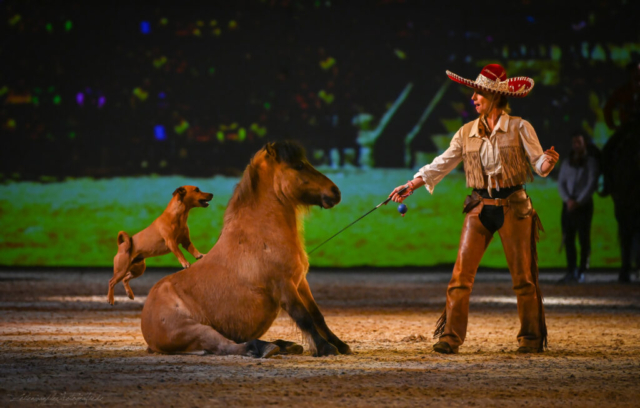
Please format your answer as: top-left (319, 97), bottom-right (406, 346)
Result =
top-left (322, 185), bottom-right (341, 208)
top-left (331, 185), bottom-right (341, 203)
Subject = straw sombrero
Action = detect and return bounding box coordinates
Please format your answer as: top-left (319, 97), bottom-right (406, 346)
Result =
top-left (446, 64), bottom-right (534, 98)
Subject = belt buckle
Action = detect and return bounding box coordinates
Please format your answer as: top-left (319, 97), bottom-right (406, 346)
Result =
top-left (495, 198), bottom-right (503, 206)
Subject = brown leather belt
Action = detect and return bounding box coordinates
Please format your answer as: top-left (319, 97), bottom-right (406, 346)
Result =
top-left (482, 198), bottom-right (510, 207)
top-left (482, 174), bottom-right (518, 190)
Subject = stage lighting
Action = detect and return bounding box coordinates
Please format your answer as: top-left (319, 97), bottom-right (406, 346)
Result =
top-left (154, 125), bottom-right (166, 141)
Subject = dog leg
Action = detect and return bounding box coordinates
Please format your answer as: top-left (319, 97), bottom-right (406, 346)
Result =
top-left (181, 238), bottom-right (205, 260)
top-left (122, 272), bottom-right (135, 300)
top-left (123, 260), bottom-right (147, 300)
top-left (109, 250), bottom-right (131, 305)
top-left (166, 241), bottom-right (191, 269)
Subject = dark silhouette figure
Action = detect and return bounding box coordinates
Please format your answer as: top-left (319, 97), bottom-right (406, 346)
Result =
top-left (601, 61), bottom-right (640, 282)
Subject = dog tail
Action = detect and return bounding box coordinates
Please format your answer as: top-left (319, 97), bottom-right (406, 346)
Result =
top-left (117, 231), bottom-right (132, 253)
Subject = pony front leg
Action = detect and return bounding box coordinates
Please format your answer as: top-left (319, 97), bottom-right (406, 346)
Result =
top-left (297, 279), bottom-right (352, 354)
top-left (281, 283), bottom-right (338, 357)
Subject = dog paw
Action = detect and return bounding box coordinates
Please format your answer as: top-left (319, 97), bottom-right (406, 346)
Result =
top-left (196, 253), bottom-right (206, 260)
top-left (181, 261), bottom-right (191, 269)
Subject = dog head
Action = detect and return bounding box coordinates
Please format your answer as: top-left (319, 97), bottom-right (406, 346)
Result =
top-left (173, 186), bottom-right (214, 208)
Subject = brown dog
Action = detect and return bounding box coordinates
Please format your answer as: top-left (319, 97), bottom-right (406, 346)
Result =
top-left (108, 185), bottom-right (214, 305)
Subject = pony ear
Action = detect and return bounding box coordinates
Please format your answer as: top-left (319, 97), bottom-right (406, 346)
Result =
top-left (265, 142), bottom-right (278, 161)
top-left (172, 187), bottom-right (187, 199)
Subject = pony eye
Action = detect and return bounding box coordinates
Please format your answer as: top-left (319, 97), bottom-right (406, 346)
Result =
top-left (195, 188), bottom-right (200, 192)
top-left (294, 162), bottom-right (304, 170)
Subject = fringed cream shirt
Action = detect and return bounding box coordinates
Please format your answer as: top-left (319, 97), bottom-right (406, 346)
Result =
top-left (414, 113), bottom-right (552, 194)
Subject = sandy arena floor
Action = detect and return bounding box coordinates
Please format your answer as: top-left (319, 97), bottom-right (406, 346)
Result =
top-left (0, 269), bottom-right (639, 407)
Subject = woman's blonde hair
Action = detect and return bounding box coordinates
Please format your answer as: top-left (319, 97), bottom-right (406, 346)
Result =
top-left (494, 93), bottom-right (511, 114)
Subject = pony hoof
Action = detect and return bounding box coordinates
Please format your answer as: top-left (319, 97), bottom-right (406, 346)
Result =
top-left (272, 340), bottom-right (304, 355)
top-left (337, 344), bottom-right (353, 355)
top-left (127, 292), bottom-right (135, 300)
top-left (314, 342), bottom-right (339, 357)
top-left (246, 339), bottom-right (280, 359)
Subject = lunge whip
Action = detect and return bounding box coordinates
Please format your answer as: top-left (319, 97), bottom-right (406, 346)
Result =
top-left (308, 186), bottom-right (409, 255)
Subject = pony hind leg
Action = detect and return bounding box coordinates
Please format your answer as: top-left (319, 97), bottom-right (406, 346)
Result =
top-left (272, 339), bottom-right (304, 355)
top-left (163, 321), bottom-right (280, 358)
top-left (142, 292), bottom-right (280, 358)
top-left (142, 281), bottom-right (280, 358)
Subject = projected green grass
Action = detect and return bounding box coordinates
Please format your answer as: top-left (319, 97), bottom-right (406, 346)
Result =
top-left (0, 170), bottom-right (620, 268)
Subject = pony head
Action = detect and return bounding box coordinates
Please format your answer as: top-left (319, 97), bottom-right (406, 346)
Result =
top-left (264, 141), bottom-right (341, 209)
top-left (231, 141), bottom-right (340, 210)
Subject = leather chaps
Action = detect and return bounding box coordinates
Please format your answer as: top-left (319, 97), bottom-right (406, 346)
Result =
top-left (434, 190), bottom-right (547, 352)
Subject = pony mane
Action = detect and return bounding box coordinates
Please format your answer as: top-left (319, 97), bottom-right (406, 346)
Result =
top-left (226, 160), bottom-right (259, 215)
top-left (271, 140), bottom-right (307, 165)
top-left (225, 141), bottom-right (308, 216)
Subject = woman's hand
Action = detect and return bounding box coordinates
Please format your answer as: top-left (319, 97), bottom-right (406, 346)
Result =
top-left (541, 146), bottom-right (560, 173)
top-left (544, 146), bottom-right (559, 164)
top-left (389, 184), bottom-right (411, 203)
top-left (388, 178), bottom-right (425, 203)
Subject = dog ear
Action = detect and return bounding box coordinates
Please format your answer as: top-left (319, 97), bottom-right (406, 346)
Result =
top-left (172, 187), bottom-right (187, 199)
top-left (265, 142), bottom-right (279, 162)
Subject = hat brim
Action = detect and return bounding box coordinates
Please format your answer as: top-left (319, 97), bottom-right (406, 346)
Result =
top-left (446, 70), bottom-right (534, 98)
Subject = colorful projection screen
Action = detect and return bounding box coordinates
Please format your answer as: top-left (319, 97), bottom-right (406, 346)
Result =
top-left (1, 1), bottom-right (638, 268)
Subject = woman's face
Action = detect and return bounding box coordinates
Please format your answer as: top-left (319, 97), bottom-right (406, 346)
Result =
top-left (471, 90), bottom-right (496, 115)
top-left (572, 135), bottom-right (587, 156)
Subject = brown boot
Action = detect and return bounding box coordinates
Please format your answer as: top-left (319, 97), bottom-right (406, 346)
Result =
top-left (433, 341), bottom-right (457, 354)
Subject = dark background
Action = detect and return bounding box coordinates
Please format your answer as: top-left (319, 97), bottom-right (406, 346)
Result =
top-left (2, 0), bottom-right (638, 179)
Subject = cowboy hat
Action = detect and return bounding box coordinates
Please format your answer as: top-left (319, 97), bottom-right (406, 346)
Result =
top-left (446, 64), bottom-right (534, 98)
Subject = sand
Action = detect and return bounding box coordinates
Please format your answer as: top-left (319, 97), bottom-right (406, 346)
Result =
top-left (1, 269), bottom-right (639, 407)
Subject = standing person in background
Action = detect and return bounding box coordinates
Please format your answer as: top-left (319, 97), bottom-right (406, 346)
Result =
top-left (389, 64), bottom-right (559, 354)
top-left (557, 131), bottom-right (600, 283)
top-left (603, 61), bottom-right (640, 132)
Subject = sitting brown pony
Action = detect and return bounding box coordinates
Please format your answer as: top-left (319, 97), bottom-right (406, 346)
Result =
top-left (141, 141), bottom-right (351, 358)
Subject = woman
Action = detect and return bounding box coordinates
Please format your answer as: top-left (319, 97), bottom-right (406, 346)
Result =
top-left (557, 131), bottom-right (600, 283)
top-left (389, 64), bottom-right (559, 354)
